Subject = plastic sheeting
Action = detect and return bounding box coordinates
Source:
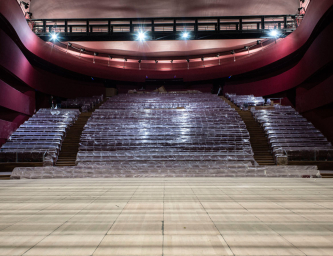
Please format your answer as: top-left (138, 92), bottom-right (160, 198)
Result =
top-left (226, 93), bottom-right (265, 108)
top-left (76, 93), bottom-right (257, 166)
top-left (0, 109), bottom-right (80, 164)
top-left (10, 165), bottom-right (320, 179)
top-left (252, 104), bottom-right (333, 161)
top-left (61, 94), bottom-right (103, 112)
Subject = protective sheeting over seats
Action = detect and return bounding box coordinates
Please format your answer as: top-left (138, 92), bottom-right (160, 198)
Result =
top-left (252, 105), bottom-right (333, 161)
top-left (61, 95), bottom-right (103, 112)
top-left (0, 109), bottom-right (80, 165)
top-left (76, 93), bottom-right (257, 167)
top-left (226, 93), bottom-right (265, 108)
top-left (10, 165), bottom-right (320, 179)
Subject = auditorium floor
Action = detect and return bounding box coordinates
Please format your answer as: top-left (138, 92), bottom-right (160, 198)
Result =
top-left (0, 178), bottom-right (333, 256)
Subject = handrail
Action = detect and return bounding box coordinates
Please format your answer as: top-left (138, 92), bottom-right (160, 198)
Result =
top-left (28, 14), bottom-right (298, 42)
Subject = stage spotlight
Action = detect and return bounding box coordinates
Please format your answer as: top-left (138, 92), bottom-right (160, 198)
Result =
top-left (155, 60), bottom-right (158, 64)
top-left (137, 31), bottom-right (146, 41)
top-left (186, 59), bottom-right (190, 62)
top-left (21, 1), bottom-right (29, 9)
top-left (170, 60), bottom-right (173, 63)
top-left (231, 50), bottom-right (235, 62)
top-left (269, 29), bottom-right (279, 38)
top-left (138, 60), bottom-right (141, 63)
top-left (94, 52), bottom-right (98, 56)
top-left (216, 53), bottom-right (220, 57)
top-left (68, 42), bottom-right (72, 47)
top-left (124, 58), bottom-right (127, 61)
top-left (201, 57), bottom-right (204, 61)
top-left (51, 33), bottom-right (58, 41)
top-left (182, 32), bottom-right (189, 39)
top-left (257, 40), bottom-right (261, 45)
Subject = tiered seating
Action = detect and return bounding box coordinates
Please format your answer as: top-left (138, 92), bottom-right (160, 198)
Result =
top-left (226, 93), bottom-right (265, 108)
top-left (252, 105), bottom-right (333, 161)
top-left (76, 93), bottom-right (256, 168)
top-left (0, 109), bottom-right (80, 165)
top-left (61, 95), bottom-right (103, 112)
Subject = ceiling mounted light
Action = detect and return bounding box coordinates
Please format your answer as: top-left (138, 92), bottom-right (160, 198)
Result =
top-left (269, 29), bottom-right (279, 38)
top-left (170, 60), bottom-right (173, 63)
top-left (155, 60), bottom-right (158, 64)
top-left (21, 1), bottom-right (29, 9)
top-left (257, 40), bottom-right (261, 45)
top-left (137, 31), bottom-right (146, 41)
top-left (50, 33), bottom-right (58, 41)
top-left (94, 52), bottom-right (98, 56)
top-left (182, 32), bottom-right (189, 40)
top-left (138, 60), bottom-right (141, 63)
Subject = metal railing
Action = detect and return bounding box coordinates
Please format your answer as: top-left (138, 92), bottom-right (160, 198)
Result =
top-left (28, 15), bottom-right (298, 41)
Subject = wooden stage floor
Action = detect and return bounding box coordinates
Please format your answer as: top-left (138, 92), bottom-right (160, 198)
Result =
top-left (0, 178), bottom-right (333, 256)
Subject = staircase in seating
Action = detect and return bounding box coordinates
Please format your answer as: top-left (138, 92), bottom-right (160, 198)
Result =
top-left (55, 112), bottom-right (92, 166)
top-left (222, 96), bottom-right (275, 165)
top-left (56, 100), bottom-right (104, 166)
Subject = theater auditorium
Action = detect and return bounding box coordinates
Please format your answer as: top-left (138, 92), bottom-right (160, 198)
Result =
top-left (0, 0), bottom-right (333, 255)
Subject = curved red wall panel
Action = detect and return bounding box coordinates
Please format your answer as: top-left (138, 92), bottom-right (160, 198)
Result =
top-left (0, 29), bottom-right (105, 98)
top-left (0, 80), bottom-right (34, 115)
top-left (0, 0), bottom-right (332, 83)
top-left (223, 22), bottom-right (333, 96)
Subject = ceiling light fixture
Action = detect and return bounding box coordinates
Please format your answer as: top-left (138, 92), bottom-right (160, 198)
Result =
top-left (269, 29), bottom-right (279, 38)
top-left (50, 33), bottom-right (58, 41)
top-left (231, 50), bottom-right (236, 62)
top-left (137, 31), bottom-right (146, 41)
top-left (21, 1), bottom-right (29, 9)
top-left (182, 32), bottom-right (189, 40)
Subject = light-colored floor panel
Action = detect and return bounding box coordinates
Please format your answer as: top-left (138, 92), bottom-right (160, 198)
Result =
top-left (0, 178), bottom-right (332, 256)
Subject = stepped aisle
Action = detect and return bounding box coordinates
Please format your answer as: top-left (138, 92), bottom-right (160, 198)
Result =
top-left (222, 96), bottom-right (275, 165)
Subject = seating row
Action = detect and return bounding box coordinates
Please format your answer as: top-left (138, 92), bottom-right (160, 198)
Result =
top-left (251, 105), bottom-right (333, 162)
top-left (76, 93), bottom-right (256, 166)
top-left (0, 109), bottom-right (80, 164)
top-left (226, 93), bottom-right (265, 108)
top-left (61, 95), bottom-right (103, 112)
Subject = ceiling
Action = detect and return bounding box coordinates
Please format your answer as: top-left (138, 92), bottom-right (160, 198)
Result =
top-left (30, 0), bottom-right (299, 19)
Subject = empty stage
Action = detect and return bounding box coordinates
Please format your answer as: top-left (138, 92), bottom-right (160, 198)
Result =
top-left (0, 178), bottom-right (333, 256)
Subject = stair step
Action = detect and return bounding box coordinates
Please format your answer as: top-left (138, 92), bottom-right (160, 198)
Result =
top-left (55, 101), bottom-right (104, 166)
top-left (221, 96), bottom-right (275, 166)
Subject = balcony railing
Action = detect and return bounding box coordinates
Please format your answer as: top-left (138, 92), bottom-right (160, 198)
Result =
top-left (28, 15), bottom-right (298, 41)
